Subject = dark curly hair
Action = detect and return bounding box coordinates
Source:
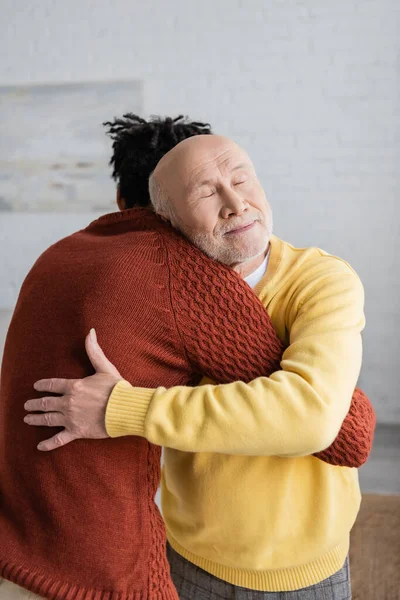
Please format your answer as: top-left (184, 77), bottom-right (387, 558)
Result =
top-left (103, 113), bottom-right (213, 208)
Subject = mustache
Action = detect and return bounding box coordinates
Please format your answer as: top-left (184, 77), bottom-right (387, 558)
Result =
top-left (218, 215), bottom-right (262, 235)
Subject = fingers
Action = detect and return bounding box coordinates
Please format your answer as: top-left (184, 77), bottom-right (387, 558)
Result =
top-left (37, 430), bottom-right (77, 452)
top-left (24, 411), bottom-right (65, 428)
top-left (25, 396), bottom-right (68, 413)
top-left (34, 378), bottom-right (78, 395)
top-left (85, 329), bottom-right (121, 378)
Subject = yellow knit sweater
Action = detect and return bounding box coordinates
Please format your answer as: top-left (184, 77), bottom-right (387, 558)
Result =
top-left (106, 235), bottom-right (365, 592)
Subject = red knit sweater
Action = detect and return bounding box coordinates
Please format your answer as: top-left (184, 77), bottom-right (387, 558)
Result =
top-left (0, 208), bottom-right (375, 600)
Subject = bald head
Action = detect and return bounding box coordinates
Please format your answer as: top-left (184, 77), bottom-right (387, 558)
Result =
top-left (149, 135), bottom-right (249, 216)
top-left (154, 134), bottom-right (242, 182)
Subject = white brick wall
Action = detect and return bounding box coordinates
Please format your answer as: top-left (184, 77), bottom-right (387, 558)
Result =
top-left (0, 0), bottom-right (399, 422)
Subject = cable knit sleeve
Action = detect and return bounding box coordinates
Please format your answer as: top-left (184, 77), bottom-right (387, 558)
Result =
top-left (106, 234), bottom-right (375, 466)
top-left (164, 232), bottom-right (285, 383)
top-left (131, 266), bottom-right (365, 456)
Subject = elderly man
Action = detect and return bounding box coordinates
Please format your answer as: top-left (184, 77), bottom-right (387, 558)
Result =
top-left (26, 133), bottom-right (372, 600)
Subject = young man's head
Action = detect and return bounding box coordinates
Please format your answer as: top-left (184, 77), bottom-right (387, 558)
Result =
top-left (103, 114), bottom-right (212, 209)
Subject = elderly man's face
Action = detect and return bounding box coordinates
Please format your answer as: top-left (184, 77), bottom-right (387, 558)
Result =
top-left (155, 136), bottom-right (272, 267)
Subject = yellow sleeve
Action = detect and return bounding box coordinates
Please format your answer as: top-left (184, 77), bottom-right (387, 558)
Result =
top-left (106, 267), bottom-right (365, 457)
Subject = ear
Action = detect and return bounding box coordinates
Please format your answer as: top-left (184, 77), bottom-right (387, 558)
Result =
top-left (116, 186), bottom-right (126, 211)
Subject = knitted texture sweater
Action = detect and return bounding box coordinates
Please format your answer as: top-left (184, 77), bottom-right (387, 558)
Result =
top-left (105, 233), bottom-right (373, 590)
top-left (162, 229), bottom-right (376, 468)
top-left (0, 208), bottom-right (373, 600)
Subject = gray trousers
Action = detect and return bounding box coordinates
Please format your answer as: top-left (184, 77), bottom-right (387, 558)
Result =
top-left (166, 543), bottom-right (352, 600)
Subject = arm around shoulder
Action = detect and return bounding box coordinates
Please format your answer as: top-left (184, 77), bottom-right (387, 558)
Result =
top-left (107, 261), bottom-right (366, 457)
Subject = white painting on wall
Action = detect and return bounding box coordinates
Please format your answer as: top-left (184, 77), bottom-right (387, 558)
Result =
top-left (0, 81), bottom-right (143, 212)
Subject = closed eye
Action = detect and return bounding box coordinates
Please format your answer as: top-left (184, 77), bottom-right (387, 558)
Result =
top-left (233, 179), bottom-right (247, 186)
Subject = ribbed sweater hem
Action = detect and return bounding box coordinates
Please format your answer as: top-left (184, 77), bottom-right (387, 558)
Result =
top-left (0, 558), bottom-right (178, 600)
top-left (166, 532), bottom-right (350, 592)
top-left (106, 380), bottom-right (153, 438)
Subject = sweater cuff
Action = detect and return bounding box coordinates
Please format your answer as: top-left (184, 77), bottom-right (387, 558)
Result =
top-left (105, 380), bottom-right (155, 438)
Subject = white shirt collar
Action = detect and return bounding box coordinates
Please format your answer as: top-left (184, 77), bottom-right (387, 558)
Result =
top-left (244, 250), bottom-right (270, 289)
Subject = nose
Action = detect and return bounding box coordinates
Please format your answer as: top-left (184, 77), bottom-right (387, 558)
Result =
top-left (220, 186), bottom-right (248, 219)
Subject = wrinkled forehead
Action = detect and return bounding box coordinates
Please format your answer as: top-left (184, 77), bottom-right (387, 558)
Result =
top-left (156, 138), bottom-right (252, 192)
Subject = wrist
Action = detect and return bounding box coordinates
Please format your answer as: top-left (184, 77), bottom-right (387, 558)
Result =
top-left (105, 380), bottom-right (154, 438)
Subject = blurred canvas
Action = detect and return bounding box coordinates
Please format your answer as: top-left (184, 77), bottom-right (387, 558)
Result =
top-left (0, 81), bottom-right (142, 212)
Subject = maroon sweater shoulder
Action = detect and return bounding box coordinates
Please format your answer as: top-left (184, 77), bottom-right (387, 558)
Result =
top-left (0, 209), bottom-right (191, 600)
